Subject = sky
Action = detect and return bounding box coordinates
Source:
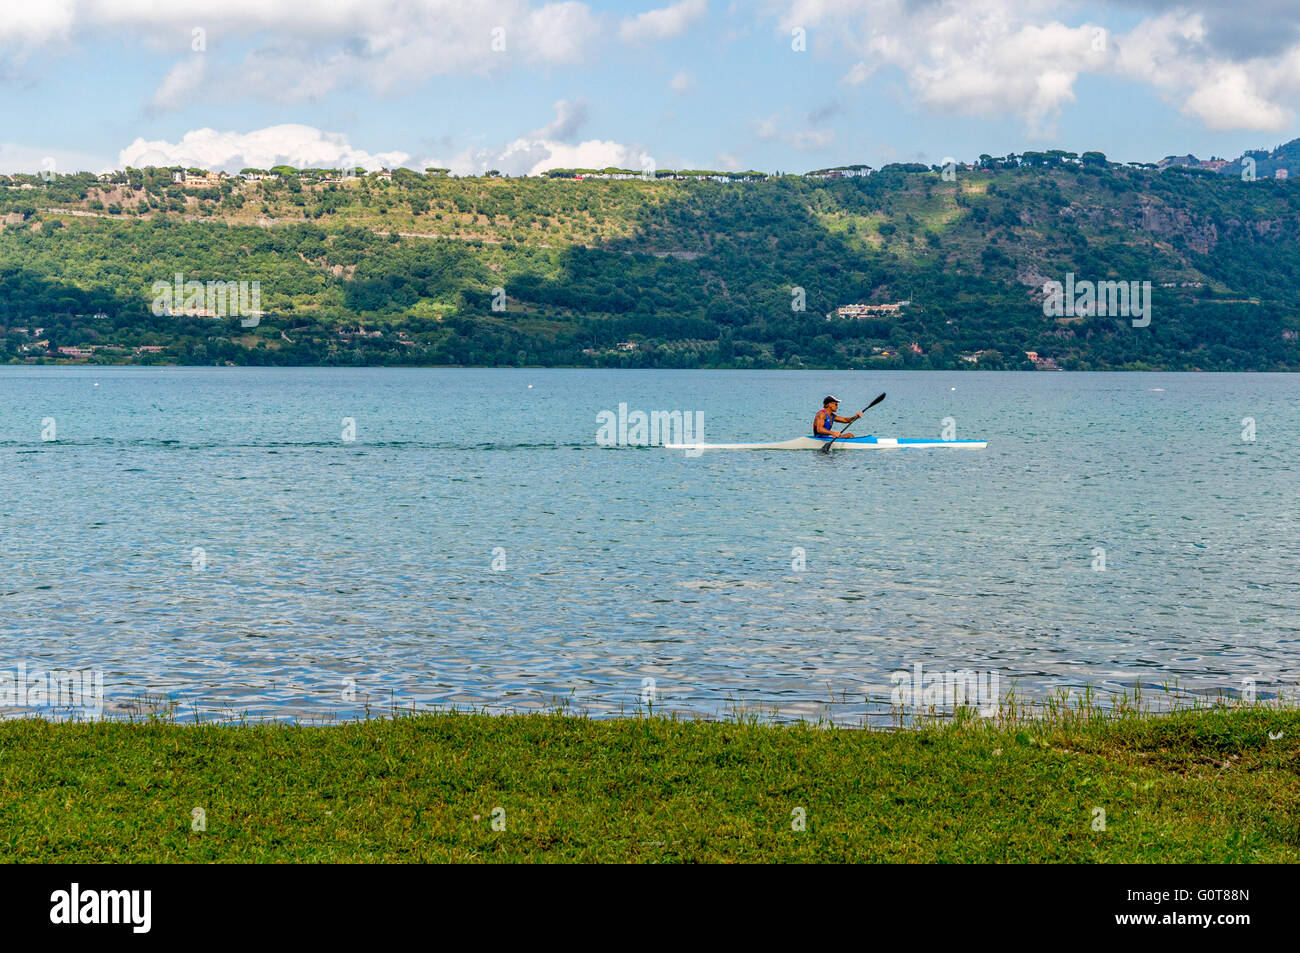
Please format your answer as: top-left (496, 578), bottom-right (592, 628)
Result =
top-left (1, 0), bottom-right (1298, 176)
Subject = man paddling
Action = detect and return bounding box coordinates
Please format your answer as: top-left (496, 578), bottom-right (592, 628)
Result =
top-left (813, 396), bottom-right (860, 439)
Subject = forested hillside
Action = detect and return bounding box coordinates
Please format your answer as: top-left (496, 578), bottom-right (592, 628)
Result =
top-left (2, 155), bottom-right (1298, 370)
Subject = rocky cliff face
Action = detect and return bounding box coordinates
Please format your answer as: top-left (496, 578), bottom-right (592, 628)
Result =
top-left (1136, 203), bottom-right (1218, 254)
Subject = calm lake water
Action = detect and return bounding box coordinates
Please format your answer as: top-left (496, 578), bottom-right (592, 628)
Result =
top-left (1, 367), bottom-right (1297, 725)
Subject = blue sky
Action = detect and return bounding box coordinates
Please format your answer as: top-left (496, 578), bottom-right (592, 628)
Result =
top-left (1, 0), bottom-right (1297, 176)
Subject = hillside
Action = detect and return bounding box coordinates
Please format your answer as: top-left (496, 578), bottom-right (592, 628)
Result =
top-left (2, 157), bottom-right (1299, 370)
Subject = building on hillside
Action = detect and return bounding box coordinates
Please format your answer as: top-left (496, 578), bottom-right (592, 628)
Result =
top-left (159, 305), bottom-right (221, 318)
top-left (1025, 350), bottom-right (1061, 370)
top-left (335, 327), bottom-right (383, 341)
top-left (828, 301), bottom-right (911, 320)
top-left (1156, 154), bottom-right (1231, 174)
top-left (174, 170), bottom-right (226, 188)
top-left (806, 166), bottom-right (874, 179)
top-left (573, 170), bottom-right (757, 182)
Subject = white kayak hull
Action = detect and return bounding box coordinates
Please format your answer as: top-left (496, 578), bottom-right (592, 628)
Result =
top-left (664, 435), bottom-right (987, 451)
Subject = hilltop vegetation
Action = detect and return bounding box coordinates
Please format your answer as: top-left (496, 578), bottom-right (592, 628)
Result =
top-left (2, 153), bottom-right (1298, 369)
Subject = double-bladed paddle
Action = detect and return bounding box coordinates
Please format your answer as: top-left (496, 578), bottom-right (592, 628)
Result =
top-left (820, 392), bottom-right (886, 453)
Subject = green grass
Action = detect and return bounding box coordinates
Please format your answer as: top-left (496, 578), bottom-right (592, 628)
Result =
top-left (2, 703), bottom-right (1297, 863)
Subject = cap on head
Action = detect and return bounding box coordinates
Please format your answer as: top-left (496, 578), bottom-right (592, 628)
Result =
top-left (823, 395), bottom-right (839, 407)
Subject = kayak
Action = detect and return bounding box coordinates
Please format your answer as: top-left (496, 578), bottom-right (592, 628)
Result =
top-left (664, 435), bottom-right (987, 451)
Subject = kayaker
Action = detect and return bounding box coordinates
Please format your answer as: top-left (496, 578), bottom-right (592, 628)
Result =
top-left (814, 396), bottom-right (860, 438)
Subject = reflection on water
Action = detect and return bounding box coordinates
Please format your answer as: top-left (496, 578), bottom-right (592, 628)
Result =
top-left (1, 367), bottom-right (1297, 726)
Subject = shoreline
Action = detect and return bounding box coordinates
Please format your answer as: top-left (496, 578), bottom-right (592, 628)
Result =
top-left (5, 706), bottom-right (1296, 862)
top-left (8, 361), bottom-right (1300, 372)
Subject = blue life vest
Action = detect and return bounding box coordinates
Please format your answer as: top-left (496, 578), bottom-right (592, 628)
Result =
top-left (815, 408), bottom-right (835, 436)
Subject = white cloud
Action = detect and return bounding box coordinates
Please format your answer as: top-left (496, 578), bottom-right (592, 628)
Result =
top-left (426, 138), bottom-right (650, 177)
top-left (150, 57), bottom-right (209, 112)
top-left (753, 115), bottom-right (780, 141)
top-left (1114, 13), bottom-right (1299, 132)
top-left (1180, 66), bottom-right (1290, 130)
top-left (2, 1), bottom-right (602, 108)
top-left (620, 0), bottom-right (708, 43)
top-left (11, 0), bottom-right (1300, 150)
top-left (4, 0), bottom-right (600, 53)
top-left (670, 68), bottom-right (696, 94)
top-left (0, 0), bottom-right (75, 43)
top-left (842, 61), bottom-right (876, 85)
top-left (532, 99), bottom-right (590, 142)
top-left (527, 2), bottom-right (602, 62)
top-left (791, 129), bottom-right (835, 149)
top-left (753, 112), bottom-right (836, 150)
top-left (767, 0), bottom-right (1300, 134)
top-left (422, 103), bottom-right (650, 176)
top-left (905, 18), bottom-right (1106, 134)
top-left (527, 139), bottom-right (651, 175)
top-left (116, 125), bottom-right (410, 172)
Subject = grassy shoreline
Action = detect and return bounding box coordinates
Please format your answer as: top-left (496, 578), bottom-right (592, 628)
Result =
top-left (2, 707), bottom-right (1297, 863)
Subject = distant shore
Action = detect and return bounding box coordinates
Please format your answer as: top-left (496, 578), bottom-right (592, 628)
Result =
top-left (6, 163), bottom-right (1298, 373)
top-left (8, 359), bottom-right (1298, 372)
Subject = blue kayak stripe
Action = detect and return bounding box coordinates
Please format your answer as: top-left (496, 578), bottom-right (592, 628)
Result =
top-left (814, 436), bottom-right (983, 445)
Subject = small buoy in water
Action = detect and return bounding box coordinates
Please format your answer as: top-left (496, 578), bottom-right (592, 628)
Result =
top-left (93, 382), bottom-right (100, 387)
top-left (950, 387), bottom-right (956, 391)
top-left (528, 384), bottom-right (533, 389)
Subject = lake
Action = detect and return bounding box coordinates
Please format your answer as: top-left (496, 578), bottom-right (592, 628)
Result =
top-left (1, 366), bottom-right (1296, 725)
